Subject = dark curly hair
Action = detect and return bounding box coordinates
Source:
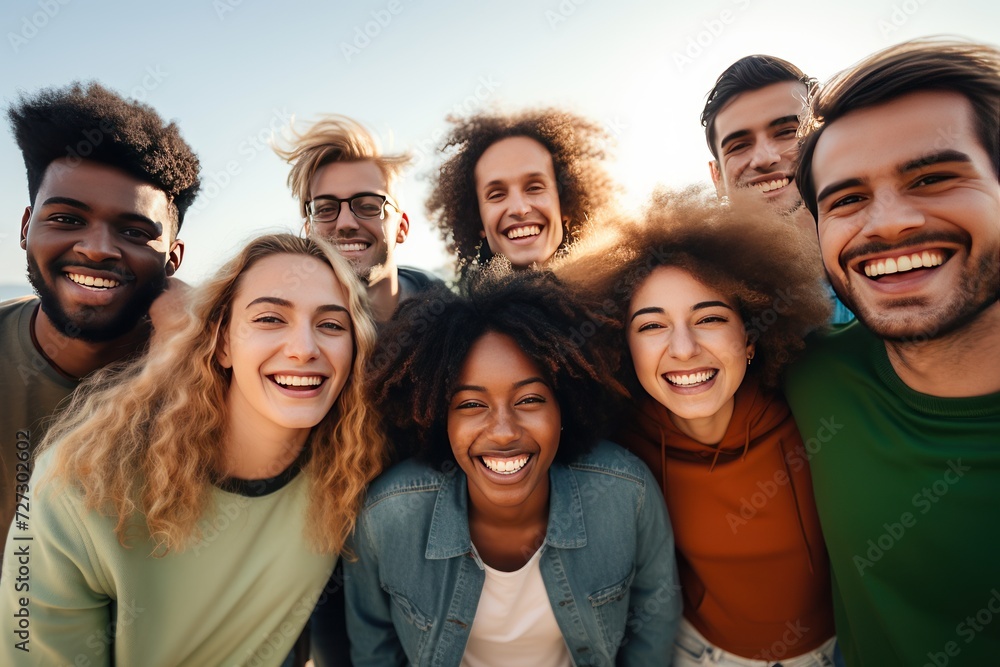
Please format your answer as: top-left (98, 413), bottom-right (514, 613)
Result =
top-left (368, 269), bottom-right (624, 467)
top-left (554, 187), bottom-right (832, 390)
top-left (8, 81), bottom-right (201, 230)
top-left (426, 108), bottom-right (615, 281)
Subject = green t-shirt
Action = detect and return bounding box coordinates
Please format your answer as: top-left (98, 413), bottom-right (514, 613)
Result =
top-left (0, 297), bottom-right (78, 558)
top-left (784, 322), bottom-right (1000, 666)
top-left (1, 449), bottom-right (335, 666)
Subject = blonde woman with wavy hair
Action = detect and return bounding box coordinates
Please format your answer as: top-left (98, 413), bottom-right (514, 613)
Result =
top-left (0, 233), bottom-right (387, 667)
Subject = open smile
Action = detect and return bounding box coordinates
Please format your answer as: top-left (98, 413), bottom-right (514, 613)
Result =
top-left (475, 452), bottom-right (535, 482)
top-left (861, 249), bottom-right (947, 278)
top-left (268, 374), bottom-right (328, 394)
top-left (65, 272), bottom-right (122, 289)
top-left (747, 176), bottom-right (791, 194)
top-left (504, 224), bottom-right (542, 241)
top-left (664, 369), bottom-right (718, 387)
top-left (335, 241), bottom-right (370, 253)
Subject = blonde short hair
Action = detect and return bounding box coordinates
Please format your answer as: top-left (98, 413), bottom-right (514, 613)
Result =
top-left (273, 114), bottom-right (412, 218)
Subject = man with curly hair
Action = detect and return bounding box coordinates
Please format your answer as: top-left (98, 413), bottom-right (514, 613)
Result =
top-left (274, 115), bottom-right (441, 321)
top-left (1, 81), bottom-right (200, 555)
top-left (788, 39), bottom-right (1000, 665)
top-left (426, 108), bottom-right (614, 281)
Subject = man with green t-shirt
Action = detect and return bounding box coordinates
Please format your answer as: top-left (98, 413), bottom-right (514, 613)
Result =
top-left (0, 82), bottom-right (200, 561)
top-left (787, 39), bottom-right (1000, 666)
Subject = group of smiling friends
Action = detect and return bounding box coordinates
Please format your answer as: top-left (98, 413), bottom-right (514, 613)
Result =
top-left (1, 36), bottom-right (998, 667)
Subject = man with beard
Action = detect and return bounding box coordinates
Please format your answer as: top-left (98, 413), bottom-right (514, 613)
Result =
top-left (786, 39), bottom-right (1000, 666)
top-left (274, 115), bottom-right (441, 322)
top-left (702, 55), bottom-right (853, 324)
top-left (0, 82), bottom-right (200, 556)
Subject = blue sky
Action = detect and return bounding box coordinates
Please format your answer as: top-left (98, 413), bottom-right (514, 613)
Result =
top-left (1, 0), bottom-right (996, 293)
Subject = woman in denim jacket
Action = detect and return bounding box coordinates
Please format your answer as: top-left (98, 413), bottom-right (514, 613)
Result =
top-left (332, 271), bottom-right (681, 666)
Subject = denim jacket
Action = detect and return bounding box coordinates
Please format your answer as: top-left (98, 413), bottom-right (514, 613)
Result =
top-left (341, 441), bottom-right (681, 666)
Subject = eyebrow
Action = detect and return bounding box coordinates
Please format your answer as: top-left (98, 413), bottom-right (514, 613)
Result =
top-left (718, 115), bottom-right (799, 150)
top-left (817, 150), bottom-right (974, 204)
top-left (40, 196), bottom-right (164, 235)
top-left (629, 301), bottom-right (733, 323)
top-left (901, 149), bottom-right (972, 172)
top-left (246, 296), bottom-right (350, 315)
top-left (452, 376), bottom-right (548, 394)
top-left (480, 172), bottom-right (551, 190)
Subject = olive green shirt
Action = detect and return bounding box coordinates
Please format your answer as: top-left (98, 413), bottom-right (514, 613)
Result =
top-left (0, 297), bottom-right (78, 560)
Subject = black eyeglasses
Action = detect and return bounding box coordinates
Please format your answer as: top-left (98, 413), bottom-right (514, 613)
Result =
top-left (306, 193), bottom-right (399, 223)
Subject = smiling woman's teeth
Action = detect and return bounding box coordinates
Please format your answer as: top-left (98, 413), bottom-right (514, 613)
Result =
top-left (506, 225), bottom-right (541, 239)
top-left (864, 250), bottom-right (943, 277)
top-left (481, 455), bottom-right (529, 474)
top-left (665, 370), bottom-right (717, 386)
top-left (273, 375), bottom-right (323, 387)
top-left (67, 273), bottom-right (120, 288)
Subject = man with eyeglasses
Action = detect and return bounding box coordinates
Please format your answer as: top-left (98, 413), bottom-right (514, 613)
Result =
top-left (274, 115), bottom-right (441, 322)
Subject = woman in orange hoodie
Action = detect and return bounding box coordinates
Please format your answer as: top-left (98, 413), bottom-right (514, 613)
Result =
top-left (557, 190), bottom-right (843, 667)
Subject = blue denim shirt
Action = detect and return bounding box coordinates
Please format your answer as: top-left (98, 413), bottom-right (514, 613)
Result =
top-left (341, 441), bottom-right (681, 666)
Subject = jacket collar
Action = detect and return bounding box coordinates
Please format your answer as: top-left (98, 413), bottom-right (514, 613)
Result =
top-left (424, 461), bottom-right (588, 561)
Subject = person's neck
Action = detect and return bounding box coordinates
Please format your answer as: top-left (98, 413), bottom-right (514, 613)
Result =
top-left (669, 397), bottom-right (736, 445)
top-left (222, 411), bottom-right (309, 481)
top-left (31, 304), bottom-right (151, 380)
top-left (468, 476), bottom-right (550, 535)
top-left (884, 303), bottom-right (1000, 397)
top-left (366, 265), bottom-right (401, 323)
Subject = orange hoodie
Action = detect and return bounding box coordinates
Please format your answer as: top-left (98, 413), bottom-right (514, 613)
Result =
top-left (617, 379), bottom-right (834, 658)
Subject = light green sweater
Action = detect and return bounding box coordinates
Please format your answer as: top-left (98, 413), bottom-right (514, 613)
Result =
top-left (1, 450), bottom-right (335, 666)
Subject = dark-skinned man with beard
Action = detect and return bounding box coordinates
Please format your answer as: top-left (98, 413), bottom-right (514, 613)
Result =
top-left (0, 82), bottom-right (200, 558)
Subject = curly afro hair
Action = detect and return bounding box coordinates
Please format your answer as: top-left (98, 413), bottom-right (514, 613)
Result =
top-left (426, 108), bottom-right (616, 281)
top-left (8, 81), bottom-right (201, 229)
top-left (554, 187), bottom-right (832, 390)
top-left (369, 268), bottom-right (625, 467)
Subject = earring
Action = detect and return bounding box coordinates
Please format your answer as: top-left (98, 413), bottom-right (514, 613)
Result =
top-left (719, 195), bottom-right (731, 208)
top-left (747, 351), bottom-right (754, 366)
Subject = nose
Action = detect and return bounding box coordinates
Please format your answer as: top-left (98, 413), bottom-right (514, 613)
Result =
top-left (748, 137), bottom-right (781, 171)
top-left (334, 207), bottom-right (361, 235)
top-left (284, 321), bottom-right (321, 362)
top-left (485, 405), bottom-right (521, 446)
top-left (863, 186), bottom-right (926, 241)
top-left (74, 223), bottom-right (123, 263)
top-left (508, 190), bottom-right (532, 217)
top-left (668, 325), bottom-right (700, 361)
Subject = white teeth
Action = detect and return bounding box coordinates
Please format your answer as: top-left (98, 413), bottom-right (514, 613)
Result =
top-left (337, 243), bottom-right (367, 252)
top-left (863, 251), bottom-right (943, 277)
top-left (481, 455), bottom-right (530, 474)
top-left (67, 272), bottom-right (120, 289)
top-left (506, 225), bottom-right (541, 239)
top-left (752, 177), bottom-right (789, 193)
top-left (664, 370), bottom-right (717, 386)
top-left (273, 375), bottom-right (323, 387)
